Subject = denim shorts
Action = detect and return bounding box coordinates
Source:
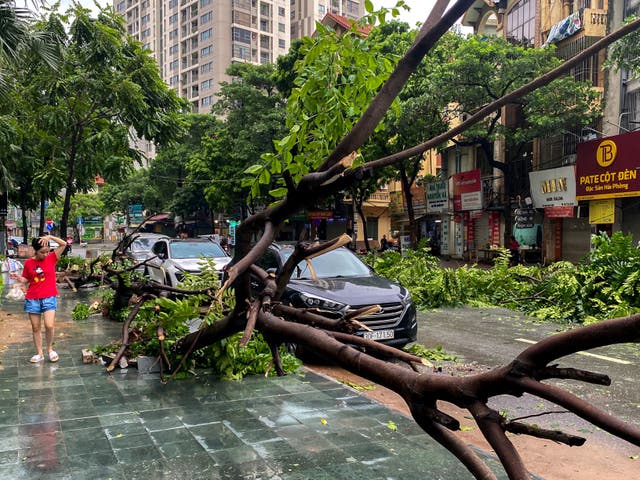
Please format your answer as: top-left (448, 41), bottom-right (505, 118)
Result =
top-left (24, 296), bottom-right (57, 314)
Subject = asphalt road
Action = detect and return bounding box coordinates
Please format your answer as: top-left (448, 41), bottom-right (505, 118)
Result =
top-left (416, 306), bottom-right (640, 450)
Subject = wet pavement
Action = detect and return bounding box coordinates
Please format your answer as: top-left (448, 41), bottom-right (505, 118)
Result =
top-left (0, 281), bottom-right (510, 480)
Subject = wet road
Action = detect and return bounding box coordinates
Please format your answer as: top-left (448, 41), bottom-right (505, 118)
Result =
top-left (416, 306), bottom-right (640, 450)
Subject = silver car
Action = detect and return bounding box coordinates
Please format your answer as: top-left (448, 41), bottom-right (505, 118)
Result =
top-left (146, 238), bottom-right (231, 286)
top-left (125, 233), bottom-right (169, 265)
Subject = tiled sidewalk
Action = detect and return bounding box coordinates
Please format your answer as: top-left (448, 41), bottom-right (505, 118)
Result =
top-left (0, 288), bottom-right (507, 480)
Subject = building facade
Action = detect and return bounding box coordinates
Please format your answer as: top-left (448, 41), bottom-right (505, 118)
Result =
top-left (455, 0), bottom-right (640, 264)
top-left (115, 0), bottom-right (293, 113)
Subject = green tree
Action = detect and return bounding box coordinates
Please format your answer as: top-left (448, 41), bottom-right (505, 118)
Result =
top-left (98, 169), bottom-right (163, 219)
top-left (431, 35), bottom-right (601, 238)
top-left (20, 5), bottom-right (186, 237)
top-left (244, 16), bottom-right (397, 202)
top-left (150, 114), bottom-right (221, 221)
top-left (198, 62), bottom-right (287, 217)
top-left (46, 192), bottom-right (105, 239)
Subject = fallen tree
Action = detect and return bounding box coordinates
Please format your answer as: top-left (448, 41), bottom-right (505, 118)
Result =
top-left (87, 3), bottom-right (640, 479)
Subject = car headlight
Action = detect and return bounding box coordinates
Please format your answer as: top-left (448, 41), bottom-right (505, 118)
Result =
top-left (297, 292), bottom-right (345, 311)
top-left (400, 287), bottom-right (412, 305)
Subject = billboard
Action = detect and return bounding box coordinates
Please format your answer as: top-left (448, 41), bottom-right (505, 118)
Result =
top-left (576, 131), bottom-right (640, 200)
top-left (449, 169), bottom-right (482, 212)
top-left (529, 166), bottom-right (577, 207)
top-left (426, 181), bottom-right (447, 213)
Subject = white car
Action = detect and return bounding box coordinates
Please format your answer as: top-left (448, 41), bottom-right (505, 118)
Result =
top-left (124, 233), bottom-right (169, 265)
top-left (145, 238), bottom-right (231, 286)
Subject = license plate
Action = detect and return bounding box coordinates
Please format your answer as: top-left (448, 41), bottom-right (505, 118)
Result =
top-left (363, 329), bottom-right (395, 341)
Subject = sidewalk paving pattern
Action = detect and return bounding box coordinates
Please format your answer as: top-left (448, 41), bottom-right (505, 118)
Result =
top-left (0, 288), bottom-right (509, 480)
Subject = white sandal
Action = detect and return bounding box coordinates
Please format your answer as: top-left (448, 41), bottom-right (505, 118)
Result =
top-left (30, 354), bottom-right (44, 363)
top-left (48, 351), bottom-right (59, 362)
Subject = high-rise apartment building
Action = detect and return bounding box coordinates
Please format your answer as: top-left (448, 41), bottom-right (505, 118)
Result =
top-left (115, 0), bottom-right (293, 113)
top-left (290, 0), bottom-right (364, 38)
top-left (115, 0), bottom-right (365, 112)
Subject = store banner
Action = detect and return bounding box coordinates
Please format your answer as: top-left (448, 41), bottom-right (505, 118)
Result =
top-left (544, 206), bottom-right (574, 218)
top-left (576, 130), bottom-right (640, 200)
top-left (529, 166), bottom-right (577, 207)
top-left (489, 212), bottom-right (501, 245)
top-left (426, 181), bottom-right (448, 213)
top-left (450, 169), bottom-right (482, 211)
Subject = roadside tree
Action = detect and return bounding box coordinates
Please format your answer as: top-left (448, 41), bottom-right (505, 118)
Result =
top-left (19, 5), bottom-right (186, 238)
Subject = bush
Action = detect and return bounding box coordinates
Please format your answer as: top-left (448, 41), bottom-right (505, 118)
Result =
top-left (368, 233), bottom-right (640, 324)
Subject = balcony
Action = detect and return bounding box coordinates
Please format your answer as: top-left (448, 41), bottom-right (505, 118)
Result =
top-left (542, 8), bottom-right (608, 46)
top-left (366, 191), bottom-right (390, 206)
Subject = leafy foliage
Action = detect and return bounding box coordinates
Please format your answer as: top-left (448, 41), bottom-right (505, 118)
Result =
top-left (404, 343), bottom-right (457, 362)
top-left (71, 302), bottom-right (93, 321)
top-left (365, 232), bottom-right (640, 323)
top-left (92, 263), bottom-right (301, 379)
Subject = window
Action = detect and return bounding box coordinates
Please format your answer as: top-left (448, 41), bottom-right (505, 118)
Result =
top-left (506, 0), bottom-right (534, 47)
top-left (232, 27), bottom-right (251, 44)
top-left (200, 0), bottom-right (211, 7)
top-left (201, 45), bottom-right (212, 57)
top-left (318, 4), bottom-right (325, 14)
top-left (142, 42), bottom-right (151, 50)
top-left (169, 59), bottom-right (179, 70)
top-left (260, 3), bottom-right (270, 16)
top-left (200, 12), bottom-right (212, 23)
top-left (169, 28), bottom-right (178, 40)
top-left (169, 44), bottom-right (178, 55)
top-left (117, 1), bottom-right (125, 12)
top-left (169, 0), bottom-right (178, 7)
top-left (141, 28), bottom-right (150, 39)
top-left (278, 38), bottom-right (286, 49)
top-left (346, 0), bottom-right (358, 15)
top-left (169, 75), bottom-right (179, 86)
top-left (169, 13), bottom-right (178, 24)
top-left (200, 62), bottom-right (212, 73)
top-left (278, 6), bottom-right (285, 16)
top-left (232, 44), bottom-right (251, 60)
top-left (141, 0), bottom-right (149, 9)
top-left (260, 51), bottom-right (270, 63)
top-left (201, 96), bottom-right (212, 106)
top-left (278, 22), bottom-right (285, 33)
top-left (260, 19), bottom-right (270, 31)
top-left (200, 28), bottom-right (212, 40)
top-left (201, 79), bottom-right (212, 90)
top-left (141, 14), bottom-right (150, 25)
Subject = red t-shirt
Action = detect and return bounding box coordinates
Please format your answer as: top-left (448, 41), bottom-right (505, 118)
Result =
top-left (23, 252), bottom-right (59, 300)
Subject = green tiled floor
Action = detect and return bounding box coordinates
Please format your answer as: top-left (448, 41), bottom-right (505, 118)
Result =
top-left (0, 287), bottom-right (510, 479)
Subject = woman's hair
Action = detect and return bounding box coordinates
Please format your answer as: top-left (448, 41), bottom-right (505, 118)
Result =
top-left (31, 237), bottom-right (46, 251)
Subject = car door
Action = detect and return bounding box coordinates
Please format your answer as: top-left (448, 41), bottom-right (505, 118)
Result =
top-left (146, 240), bottom-right (169, 284)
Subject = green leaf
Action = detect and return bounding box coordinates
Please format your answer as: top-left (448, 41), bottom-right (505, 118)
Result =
top-left (268, 187), bottom-right (288, 198)
top-left (365, 0), bottom-right (374, 14)
top-left (244, 164), bottom-right (263, 175)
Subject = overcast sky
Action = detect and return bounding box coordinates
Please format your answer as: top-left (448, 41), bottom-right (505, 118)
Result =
top-left (372, 0), bottom-right (435, 28)
top-left (68, 1), bottom-right (439, 26)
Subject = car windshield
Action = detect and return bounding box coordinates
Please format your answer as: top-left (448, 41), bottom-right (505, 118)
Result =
top-left (132, 238), bottom-right (161, 252)
top-left (283, 248), bottom-right (371, 279)
top-left (169, 241), bottom-right (227, 259)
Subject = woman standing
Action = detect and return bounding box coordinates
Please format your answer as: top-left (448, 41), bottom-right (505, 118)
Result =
top-left (10, 235), bottom-right (67, 363)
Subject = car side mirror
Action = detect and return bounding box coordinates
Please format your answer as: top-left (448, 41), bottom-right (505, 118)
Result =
top-left (157, 251), bottom-right (167, 260)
